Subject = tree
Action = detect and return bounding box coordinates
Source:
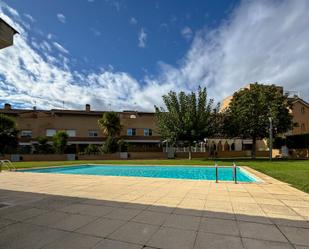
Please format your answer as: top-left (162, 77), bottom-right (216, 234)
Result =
top-left (0, 114), bottom-right (18, 154)
top-left (34, 136), bottom-right (54, 154)
top-left (98, 112), bottom-right (122, 153)
top-left (52, 131), bottom-right (68, 154)
top-left (224, 83), bottom-right (293, 158)
top-left (155, 86), bottom-right (217, 159)
top-left (98, 112), bottom-right (122, 137)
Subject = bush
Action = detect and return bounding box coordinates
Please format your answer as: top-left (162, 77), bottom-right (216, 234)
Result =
top-left (273, 137), bottom-right (286, 149)
top-left (84, 144), bottom-right (99, 154)
top-left (52, 131), bottom-right (68, 153)
top-left (286, 133), bottom-right (309, 149)
top-left (102, 136), bottom-right (119, 153)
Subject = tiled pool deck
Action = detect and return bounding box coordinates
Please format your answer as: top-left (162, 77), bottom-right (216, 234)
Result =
top-left (0, 166), bottom-right (308, 249)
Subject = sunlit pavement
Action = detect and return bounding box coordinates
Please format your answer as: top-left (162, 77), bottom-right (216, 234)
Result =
top-left (0, 167), bottom-right (308, 249)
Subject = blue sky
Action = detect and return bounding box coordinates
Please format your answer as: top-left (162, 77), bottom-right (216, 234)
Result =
top-left (0, 0), bottom-right (309, 111)
top-left (6, 0), bottom-right (237, 80)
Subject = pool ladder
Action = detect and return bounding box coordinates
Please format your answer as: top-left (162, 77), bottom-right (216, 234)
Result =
top-left (215, 162), bottom-right (237, 184)
top-left (0, 160), bottom-right (16, 172)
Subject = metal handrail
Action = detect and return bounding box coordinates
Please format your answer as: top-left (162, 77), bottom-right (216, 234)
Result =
top-left (214, 162), bottom-right (237, 184)
top-left (0, 160), bottom-right (16, 171)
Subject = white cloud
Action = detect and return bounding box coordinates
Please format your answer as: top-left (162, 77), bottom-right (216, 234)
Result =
top-left (138, 28), bottom-right (147, 48)
top-left (130, 17), bottom-right (138, 25)
top-left (0, 0), bottom-right (309, 113)
top-left (56, 13), bottom-right (66, 23)
top-left (90, 28), bottom-right (101, 36)
top-left (53, 42), bottom-right (69, 54)
top-left (47, 33), bottom-right (53, 40)
top-left (24, 13), bottom-right (35, 22)
top-left (181, 26), bottom-right (193, 41)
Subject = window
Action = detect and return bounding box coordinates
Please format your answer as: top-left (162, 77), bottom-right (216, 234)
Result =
top-left (144, 128), bottom-right (152, 136)
top-left (20, 130), bottom-right (32, 138)
top-left (88, 130), bottom-right (98, 137)
top-left (301, 123), bottom-right (305, 132)
top-left (46, 129), bottom-right (56, 137)
top-left (127, 128), bottom-right (136, 136)
top-left (130, 114), bottom-right (136, 119)
top-left (301, 106), bottom-right (305, 114)
top-left (66, 129), bottom-right (76, 137)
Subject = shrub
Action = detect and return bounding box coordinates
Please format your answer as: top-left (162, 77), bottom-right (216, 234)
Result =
top-left (286, 133), bottom-right (309, 149)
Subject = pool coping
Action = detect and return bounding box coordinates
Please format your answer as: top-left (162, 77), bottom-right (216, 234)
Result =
top-left (16, 163), bottom-right (263, 184)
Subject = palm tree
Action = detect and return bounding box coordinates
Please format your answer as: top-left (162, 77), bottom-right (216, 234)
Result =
top-left (98, 112), bottom-right (122, 137)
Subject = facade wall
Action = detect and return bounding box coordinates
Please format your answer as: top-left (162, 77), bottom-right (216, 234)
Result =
top-left (0, 106), bottom-right (160, 147)
top-left (289, 101), bottom-right (309, 135)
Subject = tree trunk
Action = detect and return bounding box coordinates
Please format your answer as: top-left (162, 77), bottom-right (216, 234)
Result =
top-left (188, 144), bottom-right (192, 160)
top-left (251, 137), bottom-right (256, 159)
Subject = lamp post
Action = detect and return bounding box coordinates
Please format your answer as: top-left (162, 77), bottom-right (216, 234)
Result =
top-left (269, 117), bottom-right (273, 161)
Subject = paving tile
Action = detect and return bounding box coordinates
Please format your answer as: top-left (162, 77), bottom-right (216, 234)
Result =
top-left (147, 204), bottom-right (175, 214)
top-left (132, 210), bottom-right (169, 225)
top-left (279, 225), bottom-right (309, 246)
top-left (242, 238), bottom-right (294, 249)
top-left (4, 207), bottom-right (48, 221)
top-left (238, 221), bottom-right (288, 242)
top-left (203, 210), bottom-right (236, 220)
top-left (0, 205), bottom-right (25, 217)
top-left (147, 226), bottom-right (197, 249)
top-left (173, 207), bottom-right (203, 217)
top-left (93, 239), bottom-right (143, 249)
top-left (236, 213), bottom-right (272, 224)
top-left (80, 205), bottom-right (116, 217)
top-left (108, 221), bottom-right (159, 245)
top-left (0, 217), bottom-right (16, 229)
top-left (42, 232), bottom-right (101, 249)
top-left (77, 217), bottom-right (125, 237)
top-left (50, 214), bottom-right (97, 231)
top-left (194, 231), bottom-right (244, 249)
top-left (0, 223), bottom-right (68, 249)
top-left (163, 214), bottom-right (201, 231)
top-left (199, 217), bottom-right (239, 236)
top-left (26, 210), bottom-right (70, 227)
top-left (107, 208), bottom-right (141, 221)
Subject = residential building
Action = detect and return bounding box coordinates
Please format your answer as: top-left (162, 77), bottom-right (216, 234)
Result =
top-left (219, 83), bottom-right (309, 151)
top-left (288, 97), bottom-right (309, 135)
top-left (0, 103), bottom-right (161, 153)
top-left (0, 17), bottom-right (18, 49)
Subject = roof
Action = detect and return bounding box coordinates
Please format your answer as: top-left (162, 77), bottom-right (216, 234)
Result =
top-left (289, 97), bottom-right (309, 107)
top-left (0, 107), bottom-right (155, 116)
top-left (0, 17), bottom-right (19, 34)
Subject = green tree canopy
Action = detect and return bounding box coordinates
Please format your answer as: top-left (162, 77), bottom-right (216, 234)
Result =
top-left (98, 112), bottom-right (122, 153)
top-left (0, 114), bottom-right (18, 154)
top-left (224, 83), bottom-right (293, 158)
top-left (34, 136), bottom-right (54, 154)
top-left (98, 112), bottom-right (122, 137)
top-left (52, 131), bottom-right (69, 154)
top-left (155, 86), bottom-right (218, 159)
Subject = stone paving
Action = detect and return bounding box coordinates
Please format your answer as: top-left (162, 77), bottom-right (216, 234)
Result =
top-left (0, 166), bottom-right (308, 249)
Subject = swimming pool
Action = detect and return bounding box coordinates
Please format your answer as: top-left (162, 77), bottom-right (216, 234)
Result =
top-left (20, 165), bottom-right (258, 182)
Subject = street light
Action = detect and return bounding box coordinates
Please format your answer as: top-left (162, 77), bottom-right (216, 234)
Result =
top-left (269, 117), bottom-right (273, 161)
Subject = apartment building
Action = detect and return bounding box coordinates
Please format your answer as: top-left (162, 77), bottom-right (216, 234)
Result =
top-left (220, 84), bottom-right (309, 135)
top-left (0, 103), bottom-right (161, 153)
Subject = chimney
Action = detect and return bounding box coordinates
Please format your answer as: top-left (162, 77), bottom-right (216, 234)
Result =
top-left (4, 103), bottom-right (11, 110)
top-left (85, 104), bottom-right (91, 112)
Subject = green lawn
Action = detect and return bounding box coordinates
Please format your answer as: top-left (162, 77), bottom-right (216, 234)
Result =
top-left (5, 159), bottom-right (309, 193)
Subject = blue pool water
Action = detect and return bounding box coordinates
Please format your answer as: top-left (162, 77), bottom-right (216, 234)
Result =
top-left (20, 165), bottom-right (258, 182)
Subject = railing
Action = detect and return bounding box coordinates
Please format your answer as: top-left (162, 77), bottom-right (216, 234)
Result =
top-left (215, 161), bottom-right (237, 184)
top-left (0, 160), bottom-right (16, 172)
